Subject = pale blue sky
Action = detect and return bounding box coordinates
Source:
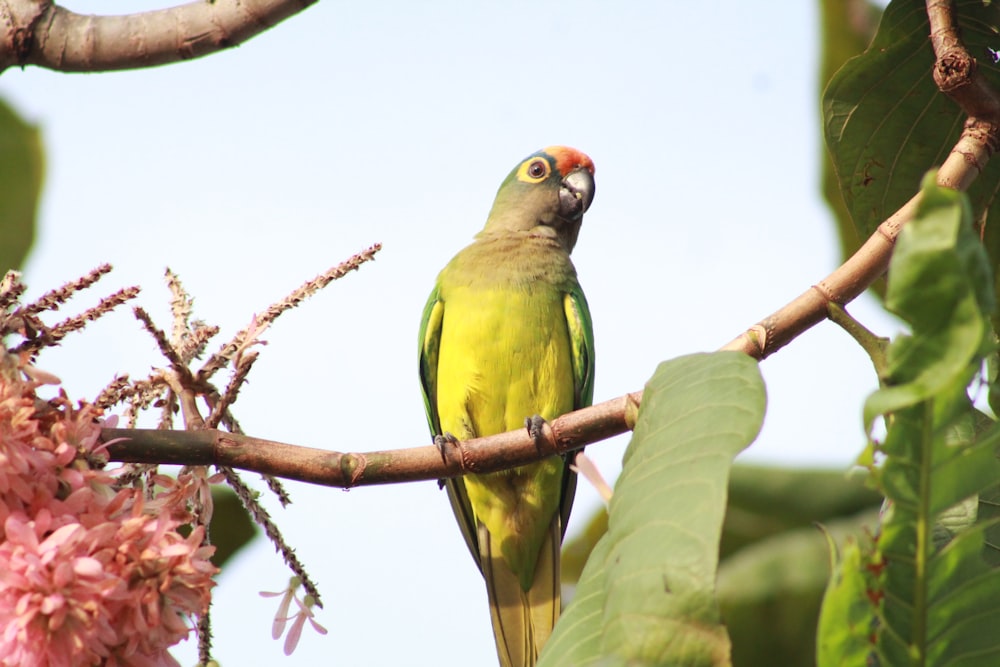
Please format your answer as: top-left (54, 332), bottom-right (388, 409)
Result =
top-left (1, 2), bottom-right (897, 665)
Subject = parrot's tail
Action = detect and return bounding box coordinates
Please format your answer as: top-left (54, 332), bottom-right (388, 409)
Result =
top-left (480, 518), bottom-right (561, 667)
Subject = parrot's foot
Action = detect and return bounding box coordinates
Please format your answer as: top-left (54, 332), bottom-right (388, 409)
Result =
top-left (525, 414), bottom-right (547, 453)
top-left (434, 432), bottom-right (461, 465)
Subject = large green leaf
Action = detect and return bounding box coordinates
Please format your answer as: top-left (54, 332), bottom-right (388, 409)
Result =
top-left (819, 0), bottom-right (880, 266)
top-left (818, 175), bottom-right (1000, 667)
top-left (823, 0), bottom-right (1000, 272)
top-left (540, 352), bottom-right (766, 667)
top-left (0, 97), bottom-right (43, 273)
top-left (562, 465), bottom-right (882, 588)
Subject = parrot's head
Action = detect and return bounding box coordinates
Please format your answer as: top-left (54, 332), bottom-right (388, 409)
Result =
top-left (481, 146), bottom-right (596, 253)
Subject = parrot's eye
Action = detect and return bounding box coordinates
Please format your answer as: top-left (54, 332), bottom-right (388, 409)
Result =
top-left (527, 160), bottom-right (548, 179)
top-left (516, 157), bottom-right (552, 184)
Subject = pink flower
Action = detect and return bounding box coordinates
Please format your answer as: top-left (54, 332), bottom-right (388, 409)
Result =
top-left (0, 371), bottom-right (219, 666)
top-left (0, 514), bottom-right (124, 667)
top-left (260, 577), bottom-right (327, 655)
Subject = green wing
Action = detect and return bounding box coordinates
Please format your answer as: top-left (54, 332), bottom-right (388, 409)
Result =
top-left (564, 284), bottom-right (595, 411)
top-left (417, 284), bottom-right (444, 435)
top-left (417, 285), bottom-right (482, 568)
top-left (559, 284), bottom-right (595, 538)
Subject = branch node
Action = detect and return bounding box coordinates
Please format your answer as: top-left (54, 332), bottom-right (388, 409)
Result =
top-left (340, 453), bottom-right (367, 488)
top-left (933, 48), bottom-right (974, 92)
top-left (743, 324), bottom-right (768, 358)
top-left (624, 392), bottom-right (643, 431)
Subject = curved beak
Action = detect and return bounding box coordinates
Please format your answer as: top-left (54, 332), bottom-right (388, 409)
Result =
top-left (558, 168), bottom-right (596, 220)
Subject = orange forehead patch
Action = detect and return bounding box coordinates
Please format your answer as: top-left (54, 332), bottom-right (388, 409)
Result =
top-left (541, 145), bottom-right (595, 176)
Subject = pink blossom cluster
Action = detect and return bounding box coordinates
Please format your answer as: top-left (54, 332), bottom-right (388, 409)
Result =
top-left (0, 372), bottom-right (218, 667)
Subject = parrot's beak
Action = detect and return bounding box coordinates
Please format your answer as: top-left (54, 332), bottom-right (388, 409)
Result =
top-left (558, 168), bottom-right (596, 220)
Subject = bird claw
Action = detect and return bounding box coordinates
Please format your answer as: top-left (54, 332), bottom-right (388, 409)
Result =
top-left (525, 415), bottom-right (547, 453)
top-left (434, 432), bottom-right (462, 489)
top-left (434, 432), bottom-right (461, 464)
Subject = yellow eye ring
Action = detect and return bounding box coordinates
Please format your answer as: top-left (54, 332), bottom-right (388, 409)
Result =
top-left (517, 158), bottom-right (551, 183)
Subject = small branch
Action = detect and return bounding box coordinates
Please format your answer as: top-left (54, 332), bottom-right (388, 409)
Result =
top-left (0, 271), bottom-right (27, 312)
top-left (134, 307), bottom-right (188, 373)
top-left (1, 0), bottom-right (318, 74)
top-left (165, 268), bottom-right (195, 353)
top-left (205, 351), bottom-right (257, 429)
top-left (216, 465), bottom-right (321, 604)
top-left (103, 392), bottom-right (643, 488)
top-left (927, 0), bottom-right (1000, 124)
top-left (827, 303), bottom-right (889, 380)
top-left (20, 263), bottom-right (113, 317)
top-left (722, 1), bottom-right (1000, 359)
top-left (11, 285), bottom-right (140, 356)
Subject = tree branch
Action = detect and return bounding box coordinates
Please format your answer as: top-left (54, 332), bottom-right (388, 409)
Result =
top-left (721, 0), bottom-right (1000, 359)
top-left (97, 1), bottom-right (1000, 487)
top-left (103, 391), bottom-right (643, 487)
top-left (0, 0), bottom-right (316, 74)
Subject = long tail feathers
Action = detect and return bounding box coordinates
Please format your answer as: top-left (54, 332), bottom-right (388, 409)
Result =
top-left (480, 518), bottom-right (562, 667)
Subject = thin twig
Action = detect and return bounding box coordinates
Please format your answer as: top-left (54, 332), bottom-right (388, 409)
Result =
top-left (19, 264), bottom-right (114, 317)
top-left (94, 374), bottom-right (132, 410)
top-left (11, 286), bottom-right (140, 356)
top-left (165, 268), bottom-right (195, 353)
top-left (178, 323), bottom-right (219, 364)
top-left (0, 271), bottom-right (26, 312)
top-left (206, 351), bottom-right (257, 429)
top-left (218, 466), bottom-right (322, 606)
top-left (134, 307), bottom-right (187, 371)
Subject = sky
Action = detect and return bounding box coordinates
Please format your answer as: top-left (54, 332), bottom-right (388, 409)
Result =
top-left (0, 2), bottom-right (900, 665)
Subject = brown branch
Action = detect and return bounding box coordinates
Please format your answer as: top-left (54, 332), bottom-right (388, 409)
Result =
top-left (103, 391), bottom-right (643, 487)
top-left (134, 306), bottom-right (187, 372)
top-left (97, 2), bottom-right (1000, 490)
top-left (927, 0), bottom-right (1000, 123)
top-left (0, 0), bottom-right (317, 74)
top-left (11, 285), bottom-right (140, 356)
top-left (0, 271), bottom-right (27, 312)
top-left (722, 1), bottom-right (1000, 358)
top-left (19, 263), bottom-right (113, 317)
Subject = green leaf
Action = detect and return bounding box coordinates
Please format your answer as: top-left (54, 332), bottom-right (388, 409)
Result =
top-left (0, 97), bottom-right (43, 274)
top-left (819, 0), bottom-right (880, 268)
top-left (209, 486), bottom-right (258, 568)
top-left (562, 465), bottom-right (882, 588)
top-left (863, 172), bottom-right (993, 425)
top-left (823, 0), bottom-right (1000, 278)
top-left (817, 533), bottom-right (879, 667)
top-left (541, 352), bottom-right (766, 667)
top-left (820, 176), bottom-right (1000, 667)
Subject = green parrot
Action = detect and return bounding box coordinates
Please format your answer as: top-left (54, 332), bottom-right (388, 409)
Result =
top-left (418, 146), bottom-right (596, 667)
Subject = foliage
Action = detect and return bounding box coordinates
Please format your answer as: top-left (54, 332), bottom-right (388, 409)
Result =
top-left (819, 0), bottom-right (880, 265)
top-left (0, 98), bottom-right (42, 274)
top-left (817, 174), bottom-right (1000, 666)
top-left (539, 352), bottom-right (765, 667)
top-left (824, 0), bottom-right (1000, 279)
